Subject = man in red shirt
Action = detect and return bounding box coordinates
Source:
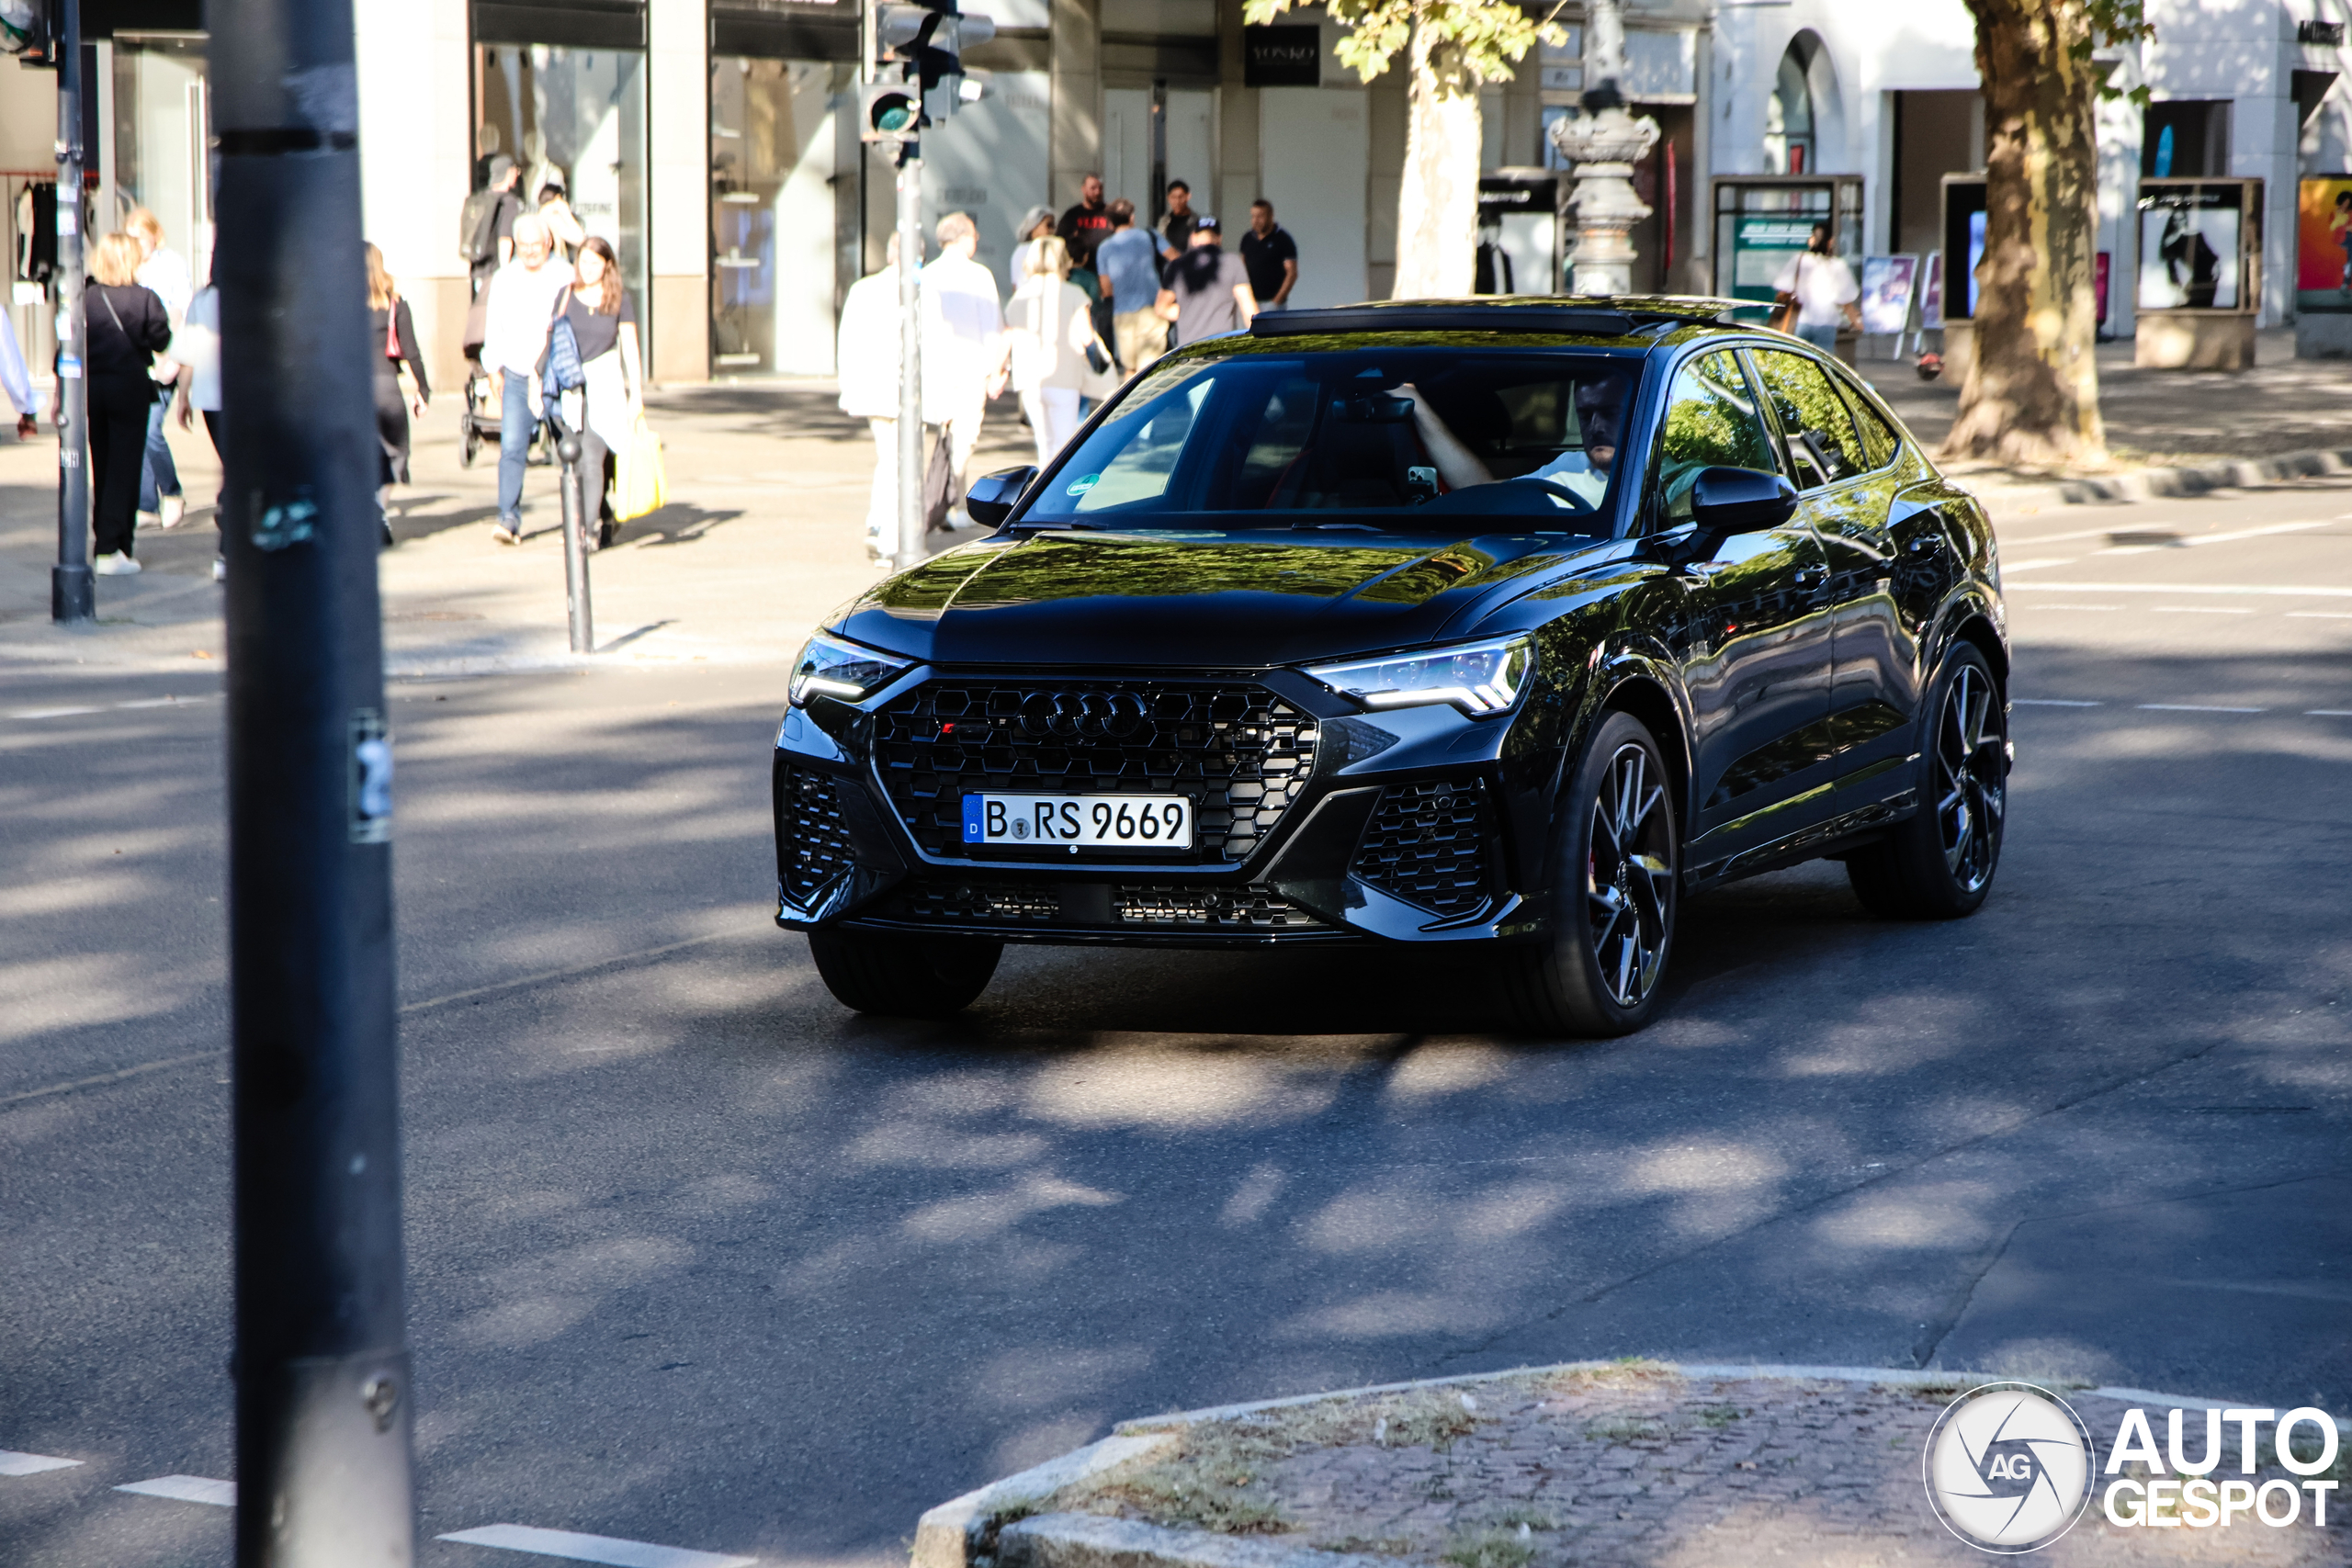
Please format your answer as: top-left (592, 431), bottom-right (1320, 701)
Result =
top-left (1056, 174), bottom-right (1114, 269)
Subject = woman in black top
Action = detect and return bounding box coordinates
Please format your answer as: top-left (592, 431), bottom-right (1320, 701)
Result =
top-left (83, 231), bottom-right (174, 573)
top-left (366, 244), bottom-right (430, 543)
top-left (564, 236), bottom-right (640, 547)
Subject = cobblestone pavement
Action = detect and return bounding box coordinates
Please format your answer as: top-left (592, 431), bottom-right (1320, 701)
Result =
top-left (1061, 1367), bottom-right (2352, 1566)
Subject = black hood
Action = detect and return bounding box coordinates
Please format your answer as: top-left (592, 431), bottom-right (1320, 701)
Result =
top-left (830, 528), bottom-right (1605, 667)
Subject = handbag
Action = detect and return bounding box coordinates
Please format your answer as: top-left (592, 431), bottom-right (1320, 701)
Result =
top-left (920, 426), bottom-right (956, 532)
top-left (1770, 254), bottom-right (1804, 334)
top-left (615, 412), bottom-right (667, 521)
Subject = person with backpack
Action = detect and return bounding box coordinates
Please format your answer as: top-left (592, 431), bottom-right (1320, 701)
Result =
top-left (460, 153), bottom-right (523, 359)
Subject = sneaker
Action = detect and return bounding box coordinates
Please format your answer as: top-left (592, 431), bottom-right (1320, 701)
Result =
top-left (492, 518), bottom-right (521, 546)
top-left (94, 551), bottom-right (141, 576)
top-left (212, 557), bottom-right (227, 583)
top-left (159, 494), bottom-right (187, 529)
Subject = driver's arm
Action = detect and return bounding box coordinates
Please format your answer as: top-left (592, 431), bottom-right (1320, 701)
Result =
top-left (1393, 383), bottom-right (1495, 490)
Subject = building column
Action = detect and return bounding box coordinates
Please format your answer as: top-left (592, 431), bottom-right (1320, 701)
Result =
top-left (650, 0), bottom-right (710, 384)
top-left (1216, 0), bottom-right (1258, 225)
top-left (1051, 0), bottom-right (1102, 210)
top-left (356, 0), bottom-right (472, 392)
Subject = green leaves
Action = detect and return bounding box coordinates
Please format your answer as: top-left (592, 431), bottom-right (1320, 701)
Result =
top-left (1240, 0), bottom-right (1563, 96)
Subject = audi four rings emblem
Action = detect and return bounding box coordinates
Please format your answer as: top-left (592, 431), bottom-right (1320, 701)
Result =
top-left (1922, 1382), bottom-right (2097, 1553)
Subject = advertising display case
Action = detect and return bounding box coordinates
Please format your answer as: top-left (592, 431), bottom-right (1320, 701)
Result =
top-left (1935, 175), bottom-right (1985, 380)
top-left (1710, 175), bottom-right (1863, 320)
top-left (2134, 177), bottom-right (2260, 369)
top-left (2295, 176), bottom-right (2352, 356)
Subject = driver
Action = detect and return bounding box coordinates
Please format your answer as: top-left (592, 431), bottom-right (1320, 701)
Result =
top-left (1392, 372), bottom-right (1627, 507)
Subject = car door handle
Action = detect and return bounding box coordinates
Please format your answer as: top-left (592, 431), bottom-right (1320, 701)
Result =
top-left (1905, 534), bottom-right (1942, 556)
top-left (1793, 565), bottom-right (1828, 586)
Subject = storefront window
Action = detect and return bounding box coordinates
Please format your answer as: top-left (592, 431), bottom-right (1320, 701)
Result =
top-left (710, 57), bottom-right (857, 376)
top-left (475, 43), bottom-right (648, 331)
top-left (110, 34), bottom-right (212, 280)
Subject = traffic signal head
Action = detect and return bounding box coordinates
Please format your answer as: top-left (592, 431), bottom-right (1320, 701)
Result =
top-left (862, 80), bottom-right (922, 142)
top-left (1, 0), bottom-right (57, 64)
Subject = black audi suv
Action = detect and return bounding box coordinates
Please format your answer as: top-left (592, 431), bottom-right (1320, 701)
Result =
top-left (773, 297), bottom-right (2008, 1033)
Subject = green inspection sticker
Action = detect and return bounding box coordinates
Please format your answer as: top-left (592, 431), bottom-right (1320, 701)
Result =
top-left (1066, 473), bottom-right (1100, 496)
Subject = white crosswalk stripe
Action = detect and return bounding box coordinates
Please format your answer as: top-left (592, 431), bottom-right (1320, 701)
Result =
top-left (439, 1524), bottom-right (754, 1568)
top-left (0, 1451), bottom-right (81, 1477)
top-left (115, 1475), bottom-right (235, 1506)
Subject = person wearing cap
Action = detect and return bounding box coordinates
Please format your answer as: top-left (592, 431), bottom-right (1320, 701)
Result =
top-left (1010, 205), bottom-right (1057, 288)
top-left (1154, 216), bottom-right (1256, 347)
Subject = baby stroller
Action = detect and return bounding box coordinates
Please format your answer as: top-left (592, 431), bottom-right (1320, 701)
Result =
top-left (457, 357), bottom-right (556, 468)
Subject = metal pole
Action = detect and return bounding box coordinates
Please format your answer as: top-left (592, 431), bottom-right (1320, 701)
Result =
top-left (557, 422), bottom-right (593, 654)
top-left (894, 140), bottom-right (925, 571)
top-left (51, 0), bottom-right (92, 624)
top-left (210, 0), bottom-right (417, 1560)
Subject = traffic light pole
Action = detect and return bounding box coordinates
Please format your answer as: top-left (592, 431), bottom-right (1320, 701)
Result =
top-left (51, 0), bottom-right (91, 624)
top-left (894, 140), bottom-right (925, 571)
top-left (212, 0), bottom-right (418, 1561)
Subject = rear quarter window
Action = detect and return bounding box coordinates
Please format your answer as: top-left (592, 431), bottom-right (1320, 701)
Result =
top-left (1831, 369), bottom-right (1903, 470)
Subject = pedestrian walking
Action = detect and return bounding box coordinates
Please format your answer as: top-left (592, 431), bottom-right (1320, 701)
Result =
top-left (460, 152), bottom-right (524, 363)
top-left (81, 231), bottom-right (173, 576)
top-left (1057, 173), bottom-right (1114, 270)
top-left (920, 212), bottom-right (1008, 526)
top-left (172, 276), bottom-right (227, 581)
top-left (1159, 180), bottom-right (1200, 267)
top-left (1156, 216), bottom-right (1256, 347)
top-left (563, 236), bottom-right (641, 549)
top-left (0, 306), bottom-right (36, 438)
top-left (537, 177), bottom-right (586, 263)
top-left (837, 231), bottom-right (912, 561)
top-left (127, 208), bottom-right (191, 529)
top-left (1006, 235), bottom-right (1098, 468)
top-left (1772, 223), bottom-right (1860, 355)
top-left (1239, 199), bottom-right (1298, 311)
top-left (481, 212), bottom-right (575, 543)
top-left (1010, 205), bottom-right (1056, 285)
top-left (1093, 199), bottom-right (1164, 374)
top-left (366, 243), bottom-right (430, 547)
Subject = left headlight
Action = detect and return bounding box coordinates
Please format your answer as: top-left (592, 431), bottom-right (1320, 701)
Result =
top-left (789, 630), bottom-right (913, 707)
top-left (1306, 633), bottom-right (1536, 717)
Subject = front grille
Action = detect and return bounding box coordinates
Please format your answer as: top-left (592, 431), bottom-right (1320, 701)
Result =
top-left (875, 681), bottom-right (1319, 863)
top-left (891, 883), bottom-right (1062, 925)
top-left (1352, 777), bottom-right (1495, 917)
top-left (779, 765), bottom-right (855, 904)
top-left (1115, 885), bottom-right (1320, 930)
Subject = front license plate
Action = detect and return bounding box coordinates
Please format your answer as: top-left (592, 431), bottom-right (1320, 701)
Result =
top-left (963, 793), bottom-right (1193, 849)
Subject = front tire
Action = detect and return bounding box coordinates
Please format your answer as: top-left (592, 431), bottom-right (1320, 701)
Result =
top-left (807, 928), bottom-right (1001, 1018)
top-left (1499, 711), bottom-right (1680, 1036)
top-left (1846, 643), bottom-right (2007, 919)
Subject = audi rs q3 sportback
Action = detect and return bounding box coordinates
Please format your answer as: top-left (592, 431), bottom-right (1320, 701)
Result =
top-left (772, 297), bottom-right (2009, 1033)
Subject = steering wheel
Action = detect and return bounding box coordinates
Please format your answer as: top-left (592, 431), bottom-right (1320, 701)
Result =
top-left (1416, 475), bottom-right (1599, 517)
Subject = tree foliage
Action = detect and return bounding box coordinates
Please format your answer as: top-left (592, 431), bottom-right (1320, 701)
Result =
top-left (1241, 0), bottom-right (1558, 100)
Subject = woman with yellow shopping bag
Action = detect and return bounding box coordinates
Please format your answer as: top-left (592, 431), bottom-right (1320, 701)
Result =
top-left (564, 237), bottom-right (647, 547)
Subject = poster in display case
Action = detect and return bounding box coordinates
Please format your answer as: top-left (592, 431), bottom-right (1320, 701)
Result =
top-left (2136, 180), bottom-right (2253, 311)
top-left (2295, 176), bottom-right (2352, 314)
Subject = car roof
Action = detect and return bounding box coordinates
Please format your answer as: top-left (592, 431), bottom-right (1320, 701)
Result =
top-left (1243, 294), bottom-right (1747, 348)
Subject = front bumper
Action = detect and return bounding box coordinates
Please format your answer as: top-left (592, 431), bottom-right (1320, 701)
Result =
top-left (772, 665), bottom-right (1559, 948)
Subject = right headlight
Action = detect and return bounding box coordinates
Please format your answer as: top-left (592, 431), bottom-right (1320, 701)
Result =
top-left (1305, 634), bottom-right (1536, 717)
top-left (788, 630), bottom-right (912, 707)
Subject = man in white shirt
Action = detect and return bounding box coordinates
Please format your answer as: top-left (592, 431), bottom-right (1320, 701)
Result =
top-left (1772, 224), bottom-right (1861, 355)
top-left (837, 232), bottom-right (914, 561)
top-left (481, 215), bottom-right (574, 542)
top-left (1395, 372), bottom-right (1628, 514)
top-left (920, 212), bottom-right (1008, 525)
top-left (129, 208), bottom-right (192, 527)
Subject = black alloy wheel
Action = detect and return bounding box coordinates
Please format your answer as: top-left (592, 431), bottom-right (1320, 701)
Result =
top-left (1847, 643), bottom-right (2007, 919)
top-left (807, 928), bottom-right (1001, 1018)
top-left (1498, 709), bottom-right (1680, 1036)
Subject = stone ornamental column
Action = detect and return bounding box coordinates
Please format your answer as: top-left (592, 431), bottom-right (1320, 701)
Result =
top-left (1545, 0), bottom-right (1659, 296)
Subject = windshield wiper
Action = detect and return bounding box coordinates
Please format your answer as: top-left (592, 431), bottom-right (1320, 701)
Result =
top-left (1304, 522), bottom-right (1381, 532)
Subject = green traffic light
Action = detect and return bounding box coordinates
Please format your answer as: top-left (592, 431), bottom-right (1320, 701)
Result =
top-left (878, 101), bottom-right (916, 132)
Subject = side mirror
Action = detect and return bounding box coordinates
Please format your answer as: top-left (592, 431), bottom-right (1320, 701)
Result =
top-left (965, 465), bottom-right (1037, 528)
top-left (1690, 465), bottom-right (1798, 534)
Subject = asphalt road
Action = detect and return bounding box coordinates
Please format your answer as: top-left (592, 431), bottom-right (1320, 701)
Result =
top-left (4, 481), bottom-right (2349, 1566)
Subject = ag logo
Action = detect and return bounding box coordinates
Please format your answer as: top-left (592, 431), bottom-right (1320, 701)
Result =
top-left (1923, 1382), bottom-right (2096, 1553)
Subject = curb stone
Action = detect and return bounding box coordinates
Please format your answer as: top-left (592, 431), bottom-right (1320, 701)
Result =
top-left (913, 1359), bottom-right (2351, 1568)
top-left (1964, 444), bottom-right (2352, 521)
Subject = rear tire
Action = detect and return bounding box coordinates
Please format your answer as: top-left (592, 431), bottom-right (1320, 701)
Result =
top-left (1498, 711), bottom-right (1680, 1036)
top-left (1846, 643), bottom-right (2007, 919)
top-left (807, 927), bottom-right (1001, 1018)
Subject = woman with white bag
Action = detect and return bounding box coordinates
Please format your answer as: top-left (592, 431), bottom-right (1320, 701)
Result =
top-left (1005, 236), bottom-right (1103, 468)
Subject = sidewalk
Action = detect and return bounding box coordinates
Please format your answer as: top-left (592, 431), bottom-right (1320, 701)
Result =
top-left (0, 380), bottom-right (1035, 677)
top-left (918, 1361), bottom-right (2352, 1568)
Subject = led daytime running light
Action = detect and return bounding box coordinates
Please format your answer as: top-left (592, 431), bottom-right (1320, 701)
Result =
top-left (789, 632), bottom-right (912, 707)
top-left (1306, 636), bottom-right (1534, 718)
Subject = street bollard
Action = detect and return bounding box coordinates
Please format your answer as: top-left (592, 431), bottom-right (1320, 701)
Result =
top-left (556, 424), bottom-right (594, 655)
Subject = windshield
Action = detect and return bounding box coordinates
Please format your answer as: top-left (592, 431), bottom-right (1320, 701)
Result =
top-left (1020, 347), bottom-right (1643, 531)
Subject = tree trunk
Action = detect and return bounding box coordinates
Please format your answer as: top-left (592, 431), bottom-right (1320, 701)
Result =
top-left (1391, 11), bottom-right (1482, 299)
top-left (1943, 0), bottom-right (2106, 468)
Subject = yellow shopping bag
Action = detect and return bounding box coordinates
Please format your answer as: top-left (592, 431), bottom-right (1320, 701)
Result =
top-left (616, 414), bottom-right (667, 522)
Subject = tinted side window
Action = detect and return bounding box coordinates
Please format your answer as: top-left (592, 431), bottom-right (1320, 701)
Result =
top-left (1749, 349), bottom-right (1866, 489)
top-left (1834, 371), bottom-right (1902, 469)
top-left (1656, 350), bottom-right (1780, 525)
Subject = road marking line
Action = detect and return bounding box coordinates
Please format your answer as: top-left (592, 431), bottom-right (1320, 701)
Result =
top-left (2153, 605), bottom-right (2253, 614)
top-left (438, 1524), bottom-right (753, 1568)
top-left (2311, 709), bottom-right (2352, 716)
top-left (2007, 581), bottom-right (2352, 597)
top-left (0, 1451), bottom-right (81, 1476)
top-left (398, 931), bottom-right (742, 1017)
top-left (2014, 699), bottom-right (2102, 706)
top-left (2139, 704), bottom-right (2266, 714)
top-left (2032, 604), bottom-right (2123, 610)
top-left (117, 1475), bottom-right (235, 1506)
top-left (0, 1050), bottom-right (226, 1111)
top-left (2101, 520), bottom-right (2332, 554)
top-left (1995, 558), bottom-right (2075, 571)
top-left (9, 706), bottom-right (102, 719)
top-left (2288, 611), bottom-right (2352, 619)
